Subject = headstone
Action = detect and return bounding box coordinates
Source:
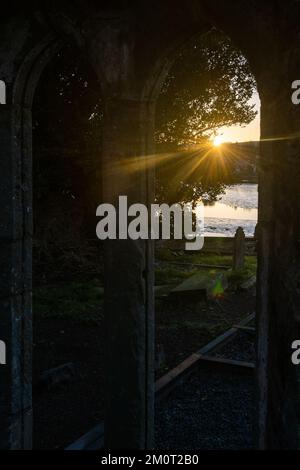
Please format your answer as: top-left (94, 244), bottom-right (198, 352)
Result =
top-left (233, 227), bottom-right (245, 270)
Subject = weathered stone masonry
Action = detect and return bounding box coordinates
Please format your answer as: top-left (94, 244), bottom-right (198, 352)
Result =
top-left (1, 1), bottom-right (300, 449)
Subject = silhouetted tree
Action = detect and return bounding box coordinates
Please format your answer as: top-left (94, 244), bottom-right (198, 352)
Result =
top-left (155, 30), bottom-right (257, 205)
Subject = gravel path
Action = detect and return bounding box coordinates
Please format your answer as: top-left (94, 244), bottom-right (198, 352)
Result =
top-left (155, 370), bottom-right (254, 450)
top-left (211, 330), bottom-right (255, 363)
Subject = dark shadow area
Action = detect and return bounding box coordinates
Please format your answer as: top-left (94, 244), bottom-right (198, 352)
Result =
top-left (32, 45), bottom-right (105, 449)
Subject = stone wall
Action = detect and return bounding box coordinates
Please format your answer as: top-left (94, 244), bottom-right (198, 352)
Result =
top-left (1, 0), bottom-right (300, 449)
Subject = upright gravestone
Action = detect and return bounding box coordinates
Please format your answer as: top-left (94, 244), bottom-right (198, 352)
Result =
top-left (233, 227), bottom-right (245, 270)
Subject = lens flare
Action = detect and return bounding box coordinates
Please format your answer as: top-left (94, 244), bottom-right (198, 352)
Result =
top-left (213, 135), bottom-right (223, 147)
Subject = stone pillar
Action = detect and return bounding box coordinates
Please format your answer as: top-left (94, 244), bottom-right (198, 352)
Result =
top-left (102, 97), bottom-right (155, 449)
top-left (257, 75), bottom-right (300, 448)
top-left (0, 102), bottom-right (32, 449)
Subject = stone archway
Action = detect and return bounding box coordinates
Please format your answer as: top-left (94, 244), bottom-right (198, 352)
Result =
top-left (139, 3), bottom-right (300, 448)
top-left (1, 27), bottom-right (104, 449)
top-left (1, 1), bottom-right (300, 450)
top-left (0, 34), bottom-right (64, 449)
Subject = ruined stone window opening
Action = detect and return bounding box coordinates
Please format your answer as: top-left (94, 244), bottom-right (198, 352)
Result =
top-left (154, 29), bottom-right (260, 446)
top-left (31, 45), bottom-right (104, 449)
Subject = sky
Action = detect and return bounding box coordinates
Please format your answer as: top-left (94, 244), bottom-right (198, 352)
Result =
top-left (215, 91), bottom-right (260, 143)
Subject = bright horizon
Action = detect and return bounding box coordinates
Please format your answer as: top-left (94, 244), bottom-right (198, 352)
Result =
top-left (213, 91), bottom-right (260, 144)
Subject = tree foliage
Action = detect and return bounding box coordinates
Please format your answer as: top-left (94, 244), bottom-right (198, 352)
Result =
top-left (156, 30), bottom-right (257, 150)
top-left (33, 46), bottom-right (103, 151)
top-left (155, 30), bottom-right (257, 205)
top-left (33, 33), bottom-right (258, 212)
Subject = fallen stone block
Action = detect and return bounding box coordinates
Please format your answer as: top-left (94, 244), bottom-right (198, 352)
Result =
top-left (170, 270), bottom-right (228, 301)
top-left (241, 275), bottom-right (256, 291)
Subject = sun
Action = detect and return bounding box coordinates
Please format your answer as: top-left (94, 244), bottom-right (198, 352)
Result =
top-left (213, 135), bottom-right (223, 147)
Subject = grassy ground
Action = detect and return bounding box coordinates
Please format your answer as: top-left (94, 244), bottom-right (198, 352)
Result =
top-left (154, 247), bottom-right (257, 375)
top-left (33, 279), bottom-right (104, 323)
top-left (33, 250), bottom-right (256, 320)
top-left (155, 247), bottom-right (257, 288)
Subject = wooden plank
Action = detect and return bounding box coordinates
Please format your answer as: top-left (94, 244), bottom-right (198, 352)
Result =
top-left (155, 313), bottom-right (255, 401)
top-left (65, 313), bottom-right (256, 450)
top-left (155, 353), bottom-right (201, 401)
top-left (197, 312), bottom-right (255, 355)
top-left (198, 354), bottom-right (255, 372)
top-left (65, 423), bottom-right (104, 450)
top-left (233, 325), bottom-right (255, 332)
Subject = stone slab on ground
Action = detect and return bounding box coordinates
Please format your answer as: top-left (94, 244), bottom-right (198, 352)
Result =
top-left (241, 275), bottom-right (256, 291)
top-left (170, 270), bottom-right (228, 300)
top-left (154, 285), bottom-right (174, 298)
